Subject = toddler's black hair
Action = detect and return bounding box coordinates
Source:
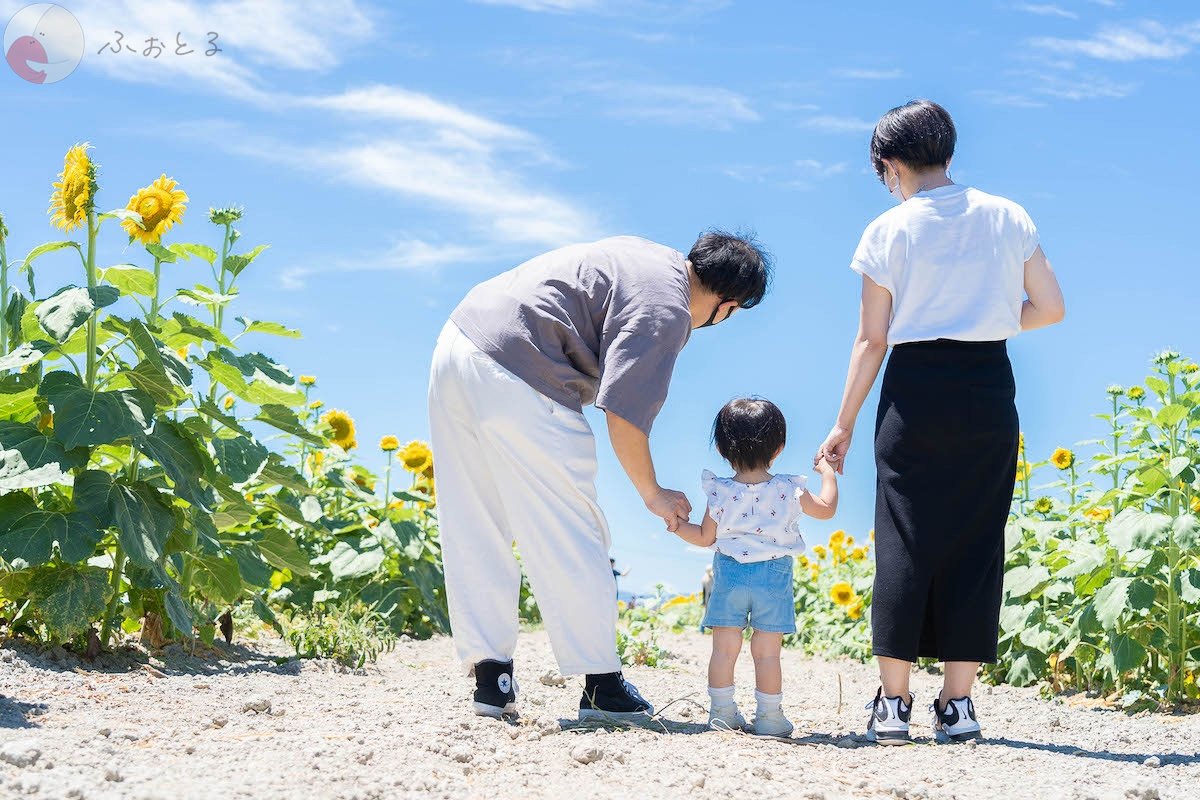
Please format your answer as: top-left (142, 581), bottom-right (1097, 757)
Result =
top-left (712, 397), bottom-right (786, 471)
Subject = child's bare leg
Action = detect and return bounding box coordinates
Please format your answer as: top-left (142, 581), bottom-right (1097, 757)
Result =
top-left (708, 627), bottom-right (743, 688)
top-left (749, 630), bottom-right (783, 693)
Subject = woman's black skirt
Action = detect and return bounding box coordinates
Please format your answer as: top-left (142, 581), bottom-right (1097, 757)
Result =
top-left (871, 339), bottom-right (1018, 663)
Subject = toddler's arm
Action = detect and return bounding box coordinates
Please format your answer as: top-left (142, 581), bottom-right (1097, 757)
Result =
top-left (671, 509), bottom-right (718, 548)
top-left (799, 456), bottom-right (839, 520)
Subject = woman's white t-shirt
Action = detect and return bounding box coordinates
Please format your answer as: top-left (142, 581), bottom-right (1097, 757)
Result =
top-left (701, 470), bottom-right (807, 563)
top-left (850, 185), bottom-right (1040, 346)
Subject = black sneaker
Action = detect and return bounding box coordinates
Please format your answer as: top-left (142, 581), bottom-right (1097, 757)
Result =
top-left (578, 672), bottom-right (654, 722)
top-left (865, 687), bottom-right (913, 745)
top-left (930, 696), bottom-right (982, 743)
top-left (472, 659), bottom-right (518, 718)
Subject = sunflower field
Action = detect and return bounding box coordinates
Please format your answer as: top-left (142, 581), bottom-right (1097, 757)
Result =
top-left (0, 144), bottom-right (446, 660)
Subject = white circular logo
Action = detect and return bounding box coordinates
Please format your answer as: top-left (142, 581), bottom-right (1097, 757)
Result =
top-left (4, 4), bottom-right (84, 85)
top-left (497, 673), bottom-right (512, 693)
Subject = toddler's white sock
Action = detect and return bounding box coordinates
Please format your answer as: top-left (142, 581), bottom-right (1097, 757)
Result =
top-left (708, 685), bottom-right (736, 707)
top-left (755, 690), bottom-right (782, 714)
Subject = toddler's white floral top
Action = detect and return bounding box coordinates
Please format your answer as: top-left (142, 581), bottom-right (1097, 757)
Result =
top-left (701, 469), bottom-right (808, 563)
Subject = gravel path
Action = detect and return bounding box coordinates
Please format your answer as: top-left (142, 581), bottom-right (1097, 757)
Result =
top-left (0, 629), bottom-right (1196, 799)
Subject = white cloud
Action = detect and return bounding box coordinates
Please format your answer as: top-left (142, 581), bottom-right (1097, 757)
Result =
top-left (833, 68), bottom-right (904, 80)
top-left (1033, 73), bottom-right (1136, 100)
top-left (1012, 3), bottom-right (1078, 20)
top-left (973, 89), bottom-right (1047, 108)
top-left (280, 240), bottom-right (499, 289)
top-left (795, 159), bottom-right (849, 178)
top-left (470, 0), bottom-right (729, 15)
top-left (719, 159), bottom-right (848, 188)
top-left (294, 85), bottom-right (534, 145)
top-left (1032, 20), bottom-right (1200, 62)
top-left (472, 0), bottom-right (603, 10)
top-left (585, 81), bottom-right (759, 128)
top-left (798, 114), bottom-right (876, 134)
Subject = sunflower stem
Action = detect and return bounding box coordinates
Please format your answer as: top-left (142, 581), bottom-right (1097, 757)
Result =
top-left (0, 233), bottom-right (9, 354)
top-left (85, 210), bottom-right (98, 390)
top-left (149, 254), bottom-right (162, 321)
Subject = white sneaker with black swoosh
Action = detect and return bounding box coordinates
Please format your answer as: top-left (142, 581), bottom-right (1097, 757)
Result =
top-left (865, 688), bottom-right (913, 745)
top-left (930, 696), bottom-right (982, 743)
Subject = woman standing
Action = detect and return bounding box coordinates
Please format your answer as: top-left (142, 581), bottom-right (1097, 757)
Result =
top-left (818, 100), bottom-right (1065, 744)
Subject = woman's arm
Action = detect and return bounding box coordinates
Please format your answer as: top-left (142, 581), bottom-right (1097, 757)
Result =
top-left (817, 276), bottom-right (893, 474)
top-left (672, 511), bottom-right (717, 548)
top-left (1021, 246), bottom-right (1066, 331)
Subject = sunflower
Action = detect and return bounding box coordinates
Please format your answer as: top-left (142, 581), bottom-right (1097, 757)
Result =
top-left (1033, 497), bottom-right (1053, 514)
top-left (175, 345), bottom-right (189, 361)
top-left (1050, 448), bottom-right (1074, 470)
top-left (1183, 363), bottom-right (1200, 374)
top-left (122, 174), bottom-right (187, 244)
top-left (398, 440), bottom-right (433, 473)
top-left (869, 529), bottom-right (875, 542)
top-left (223, 395), bottom-right (234, 411)
top-left (850, 547), bottom-right (867, 561)
top-left (299, 375), bottom-right (317, 386)
top-left (309, 451), bottom-right (326, 471)
top-left (49, 143), bottom-right (95, 232)
top-left (353, 472), bottom-right (376, 493)
top-left (1084, 506), bottom-right (1113, 523)
top-left (828, 530), bottom-right (846, 548)
top-left (811, 544), bottom-right (828, 560)
top-left (797, 554), bottom-right (809, 568)
top-left (379, 435), bottom-right (400, 452)
top-left (1015, 460), bottom-right (1031, 482)
top-left (830, 582), bottom-right (856, 606)
top-left (847, 600), bottom-right (864, 621)
top-left (1018, 432), bottom-right (1026, 453)
top-left (1191, 496), bottom-right (1200, 514)
top-left (321, 409), bottom-right (356, 449)
top-left (1127, 386), bottom-right (1146, 401)
top-left (309, 399), bottom-right (324, 410)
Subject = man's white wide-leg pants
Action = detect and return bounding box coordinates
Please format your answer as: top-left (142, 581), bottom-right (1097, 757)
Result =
top-left (428, 322), bottom-right (621, 676)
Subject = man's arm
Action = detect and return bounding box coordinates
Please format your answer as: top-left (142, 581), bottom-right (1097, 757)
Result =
top-left (606, 410), bottom-right (692, 531)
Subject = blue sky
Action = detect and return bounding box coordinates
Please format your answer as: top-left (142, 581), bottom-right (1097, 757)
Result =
top-left (2, 0), bottom-right (1198, 595)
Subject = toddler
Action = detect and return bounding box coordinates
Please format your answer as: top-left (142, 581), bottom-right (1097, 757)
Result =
top-left (672, 398), bottom-right (838, 736)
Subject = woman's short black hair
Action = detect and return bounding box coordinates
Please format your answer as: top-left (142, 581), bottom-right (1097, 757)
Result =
top-left (870, 99), bottom-right (956, 182)
top-left (712, 397), bottom-right (786, 471)
top-left (687, 230), bottom-right (773, 310)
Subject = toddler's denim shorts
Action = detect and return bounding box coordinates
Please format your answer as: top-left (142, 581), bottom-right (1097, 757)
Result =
top-left (701, 552), bottom-right (796, 634)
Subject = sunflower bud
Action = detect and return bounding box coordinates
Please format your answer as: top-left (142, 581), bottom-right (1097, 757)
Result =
top-left (1105, 384), bottom-right (1124, 396)
top-left (208, 205), bottom-right (243, 226)
top-left (0, 211), bottom-right (8, 243)
top-left (1127, 386), bottom-right (1146, 400)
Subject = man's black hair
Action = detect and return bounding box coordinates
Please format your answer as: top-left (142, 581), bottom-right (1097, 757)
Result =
top-left (870, 99), bottom-right (957, 182)
top-left (687, 230), bottom-right (772, 310)
top-left (712, 397), bottom-right (786, 472)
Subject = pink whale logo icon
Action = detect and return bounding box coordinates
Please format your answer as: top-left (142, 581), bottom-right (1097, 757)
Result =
top-left (4, 4), bottom-right (84, 85)
top-left (6, 33), bottom-right (49, 83)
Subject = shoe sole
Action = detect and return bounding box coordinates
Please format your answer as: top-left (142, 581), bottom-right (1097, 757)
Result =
top-left (935, 728), bottom-right (982, 744)
top-left (751, 727), bottom-right (794, 738)
top-left (866, 729), bottom-right (912, 745)
top-left (473, 701), bottom-right (518, 718)
top-left (578, 708), bottom-right (654, 723)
